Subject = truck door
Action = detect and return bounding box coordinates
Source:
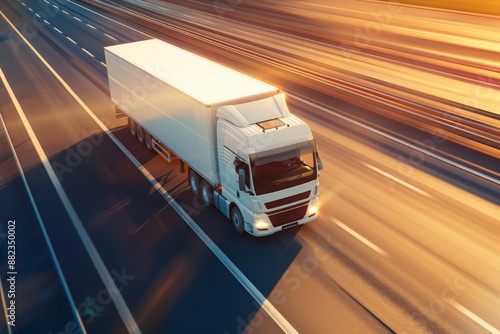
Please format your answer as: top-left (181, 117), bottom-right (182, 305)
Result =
top-left (217, 121), bottom-right (253, 216)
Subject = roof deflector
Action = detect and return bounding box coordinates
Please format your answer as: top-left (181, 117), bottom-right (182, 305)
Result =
top-left (256, 118), bottom-right (286, 131)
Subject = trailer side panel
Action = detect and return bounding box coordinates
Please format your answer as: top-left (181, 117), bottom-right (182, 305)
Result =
top-left (105, 49), bottom-right (219, 185)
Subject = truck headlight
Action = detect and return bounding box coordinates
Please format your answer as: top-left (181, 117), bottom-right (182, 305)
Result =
top-left (255, 219), bottom-right (269, 231)
top-left (308, 204), bottom-right (318, 217)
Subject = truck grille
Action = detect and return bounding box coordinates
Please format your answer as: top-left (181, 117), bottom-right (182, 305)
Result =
top-left (268, 203), bottom-right (308, 227)
top-left (265, 191), bottom-right (310, 209)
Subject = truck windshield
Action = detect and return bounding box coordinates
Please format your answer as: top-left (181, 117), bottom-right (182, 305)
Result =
top-left (250, 141), bottom-right (316, 195)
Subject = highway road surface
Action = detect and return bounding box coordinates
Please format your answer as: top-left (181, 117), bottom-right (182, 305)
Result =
top-left (0, 0), bottom-right (498, 333)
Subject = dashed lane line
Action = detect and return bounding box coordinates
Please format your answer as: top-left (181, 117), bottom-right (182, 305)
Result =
top-left (362, 162), bottom-right (432, 198)
top-left (104, 33), bottom-right (117, 40)
top-left (81, 48), bottom-right (95, 58)
top-left (24, 10), bottom-right (101, 64)
top-left (331, 217), bottom-right (389, 257)
top-left (68, 0), bottom-right (152, 38)
top-left (66, 36), bottom-right (77, 44)
top-left (18, 6), bottom-right (98, 62)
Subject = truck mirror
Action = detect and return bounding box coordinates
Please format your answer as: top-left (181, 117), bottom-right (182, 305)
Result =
top-left (233, 156), bottom-right (242, 167)
top-left (317, 155), bottom-right (324, 171)
top-left (238, 169), bottom-right (246, 192)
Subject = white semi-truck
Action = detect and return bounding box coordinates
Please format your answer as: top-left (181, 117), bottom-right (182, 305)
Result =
top-left (104, 39), bottom-right (322, 236)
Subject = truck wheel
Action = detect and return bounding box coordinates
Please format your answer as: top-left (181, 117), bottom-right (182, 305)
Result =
top-left (231, 206), bottom-right (245, 234)
top-left (200, 180), bottom-right (212, 207)
top-left (145, 133), bottom-right (153, 151)
top-left (128, 118), bottom-right (136, 137)
top-left (188, 170), bottom-right (200, 195)
top-left (137, 126), bottom-right (144, 143)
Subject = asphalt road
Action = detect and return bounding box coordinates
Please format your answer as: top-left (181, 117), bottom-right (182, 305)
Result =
top-left (0, 0), bottom-right (498, 333)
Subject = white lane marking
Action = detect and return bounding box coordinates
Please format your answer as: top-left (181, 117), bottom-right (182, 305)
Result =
top-left (450, 300), bottom-right (500, 334)
top-left (43, 0), bottom-right (48, 3)
top-left (43, 19), bottom-right (50, 25)
top-left (21, 2), bottom-right (25, 6)
top-left (331, 217), bottom-right (389, 257)
top-left (362, 162), bottom-right (432, 198)
top-left (62, 10), bottom-right (69, 15)
top-left (66, 36), bottom-right (77, 44)
top-left (35, 13), bottom-right (41, 18)
top-left (86, 23), bottom-right (96, 30)
top-left (100, 61), bottom-right (107, 67)
top-left (81, 48), bottom-right (95, 58)
top-left (53, 27), bottom-right (63, 34)
top-left (0, 8), bottom-right (300, 334)
top-left (52, 4), bottom-right (58, 8)
top-left (73, 16), bottom-right (82, 22)
top-left (290, 95), bottom-right (500, 186)
top-left (104, 33), bottom-right (117, 41)
top-left (68, 0), bottom-right (152, 38)
top-left (28, 7), bottom-right (33, 12)
top-left (0, 69), bottom-right (87, 334)
top-left (0, 11), bottom-right (141, 334)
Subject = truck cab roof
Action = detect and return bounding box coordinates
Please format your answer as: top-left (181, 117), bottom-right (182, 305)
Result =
top-left (217, 93), bottom-right (290, 127)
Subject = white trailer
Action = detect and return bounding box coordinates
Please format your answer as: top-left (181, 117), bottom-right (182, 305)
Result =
top-left (105, 39), bottom-right (323, 236)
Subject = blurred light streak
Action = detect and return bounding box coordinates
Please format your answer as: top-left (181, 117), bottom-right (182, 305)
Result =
top-left (124, 0), bottom-right (500, 156)
top-left (449, 300), bottom-right (500, 334)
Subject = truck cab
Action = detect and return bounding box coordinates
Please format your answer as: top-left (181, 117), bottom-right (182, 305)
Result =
top-left (213, 93), bottom-right (322, 236)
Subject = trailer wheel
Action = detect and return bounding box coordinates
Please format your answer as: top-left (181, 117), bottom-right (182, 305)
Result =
top-left (188, 170), bottom-right (200, 195)
top-left (231, 206), bottom-right (245, 234)
top-left (145, 133), bottom-right (153, 151)
top-left (200, 180), bottom-right (212, 207)
top-left (137, 126), bottom-right (144, 143)
top-left (128, 118), bottom-right (136, 137)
